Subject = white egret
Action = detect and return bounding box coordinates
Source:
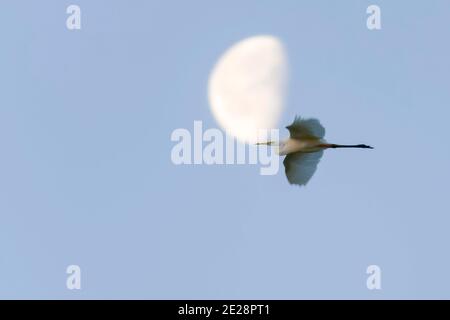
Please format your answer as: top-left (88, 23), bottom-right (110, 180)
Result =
top-left (257, 116), bottom-right (373, 186)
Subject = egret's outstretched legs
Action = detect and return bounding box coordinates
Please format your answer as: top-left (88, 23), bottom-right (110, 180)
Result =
top-left (326, 144), bottom-right (373, 149)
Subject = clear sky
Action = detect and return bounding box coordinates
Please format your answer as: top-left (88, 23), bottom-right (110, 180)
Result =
top-left (1, 0), bottom-right (450, 299)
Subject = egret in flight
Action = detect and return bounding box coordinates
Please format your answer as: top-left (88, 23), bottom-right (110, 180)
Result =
top-left (257, 116), bottom-right (373, 186)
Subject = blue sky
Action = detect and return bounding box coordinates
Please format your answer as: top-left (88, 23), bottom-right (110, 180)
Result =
top-left (1, 0), bottom-right (450, 298)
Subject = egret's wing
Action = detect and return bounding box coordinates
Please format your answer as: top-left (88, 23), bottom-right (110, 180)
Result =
top-left (283, 151), bottom-right (324, 186)
top-left (286, 116), bottom-right (325, 139)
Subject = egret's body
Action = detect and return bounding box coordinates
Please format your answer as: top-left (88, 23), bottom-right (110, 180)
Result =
top-left (277, 137), bottom-right (326, 155)
top-left (258, 116), bottom-right (373, 186)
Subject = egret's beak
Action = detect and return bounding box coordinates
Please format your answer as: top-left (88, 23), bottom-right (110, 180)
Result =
top-left (255, 141), bottom-right (275, 146)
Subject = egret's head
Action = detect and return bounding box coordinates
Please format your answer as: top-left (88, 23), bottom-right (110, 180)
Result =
top-left (275, 140), bottom-right (288, 155)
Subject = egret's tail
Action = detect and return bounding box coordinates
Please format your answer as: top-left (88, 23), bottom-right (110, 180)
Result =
top-left (329, 144), bottom-right (373, 149)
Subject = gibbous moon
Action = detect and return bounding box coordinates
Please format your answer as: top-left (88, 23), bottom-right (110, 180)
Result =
top-left (208, 35), bottom-right (288, 144)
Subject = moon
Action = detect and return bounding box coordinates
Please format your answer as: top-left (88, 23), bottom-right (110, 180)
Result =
top-left (208, 35), bottom-right (288, 144)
